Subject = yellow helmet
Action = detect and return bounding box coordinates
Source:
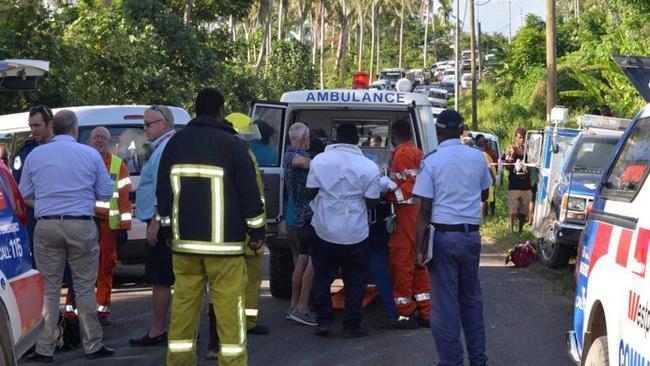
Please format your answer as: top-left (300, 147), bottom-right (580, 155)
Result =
top-left (225, 112), bottom-right (261, 141)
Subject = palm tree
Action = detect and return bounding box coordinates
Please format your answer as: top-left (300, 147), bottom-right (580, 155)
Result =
top-left (254, 0), bottom-right (274, 74)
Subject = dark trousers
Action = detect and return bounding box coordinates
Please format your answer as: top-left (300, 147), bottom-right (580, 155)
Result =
top-left (429, 230), bottom-right (487, 366)
top-left (311, 235), bottom-right (370, 330)
top-left (368, 204), bottom-right (398, 318)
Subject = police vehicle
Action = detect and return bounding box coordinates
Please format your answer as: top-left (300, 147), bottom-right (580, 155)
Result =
top-left (526, 109), bottom-right (629, 269)
top-left (0, 105), bottom-right (191, 263)
top-left (567, 55), bottom-right (650, 366)
top-left (250, 87), bottom-right (439, 298)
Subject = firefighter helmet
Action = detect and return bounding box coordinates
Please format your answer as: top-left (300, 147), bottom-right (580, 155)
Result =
top-left (226, 112), bottom-right (262, 141)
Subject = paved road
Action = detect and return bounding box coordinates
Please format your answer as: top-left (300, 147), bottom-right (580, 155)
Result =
top-left (20, 243), bottom-right (575, 366)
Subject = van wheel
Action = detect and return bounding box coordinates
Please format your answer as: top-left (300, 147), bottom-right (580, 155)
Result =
top-left (539, 219), bottom-right (571, 269)
top-left (584, 336), bottom-right (608, 366)
top-left (0, 306), bottom-right (16, 366)
top-left (269, 246), bottom-right (294, 299)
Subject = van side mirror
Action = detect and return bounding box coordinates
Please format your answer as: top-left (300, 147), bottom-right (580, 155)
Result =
top-left (552, 143), bottom-right (560, 153)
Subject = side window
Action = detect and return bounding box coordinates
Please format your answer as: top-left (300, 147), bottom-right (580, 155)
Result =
top-left (250, 106), bottom-right (284, 167)
top-left (602, 117), bottom-right (650, 201)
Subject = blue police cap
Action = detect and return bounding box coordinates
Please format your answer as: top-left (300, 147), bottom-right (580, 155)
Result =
top-left (435, 110), bottom-right (465, 130)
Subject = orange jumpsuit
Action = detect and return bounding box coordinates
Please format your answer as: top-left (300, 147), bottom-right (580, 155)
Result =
top-left (385, 141), bottom-right (431, 320)
top-left (65, 153), bottom-right (131, 317)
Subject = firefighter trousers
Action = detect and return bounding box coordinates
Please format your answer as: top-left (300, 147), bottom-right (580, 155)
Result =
top-left (167, 254), bottom-right (247, 366)
top-left (96, 220), bottom-right (117, 313)
top-left (245, 247), bottom-right (263, 329)
top-left (388, 205), bottom-right (431, 320)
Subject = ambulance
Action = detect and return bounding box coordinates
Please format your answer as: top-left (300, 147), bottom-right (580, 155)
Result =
top-left (250, 88), bottom-right (439, 297)
top-left (567, 55), bottom-right (650, 365)
top-left (0, 105), bottom-right (191, 263)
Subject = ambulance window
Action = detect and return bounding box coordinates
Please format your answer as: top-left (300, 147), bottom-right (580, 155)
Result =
top-left (251, 107), bottom-right (284, 167)
top-left (602, 117), bottom-right (650, 201)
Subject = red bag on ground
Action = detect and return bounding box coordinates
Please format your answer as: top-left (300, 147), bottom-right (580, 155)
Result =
top-left (505, 241), bottom-right (538, 268)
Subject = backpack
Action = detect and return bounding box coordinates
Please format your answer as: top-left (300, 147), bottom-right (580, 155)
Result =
top-left (55, 312), bottom-right (81, 351)
top-left (505, 241), bottom-right (538, 268)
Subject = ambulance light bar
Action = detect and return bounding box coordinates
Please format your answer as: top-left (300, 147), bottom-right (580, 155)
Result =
top-left (577, 114), bottom-right (631, 131)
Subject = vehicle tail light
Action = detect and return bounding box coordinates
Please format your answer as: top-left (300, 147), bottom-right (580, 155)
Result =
top-left (0, 161), bottom-right (28, 226)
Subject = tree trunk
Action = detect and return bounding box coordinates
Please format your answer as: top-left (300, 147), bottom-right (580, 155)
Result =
top-left (358, 7), bottom-right (364, 71)
top-left (423, 0), bottom-right (429, 69)
top-left (254, 0), bottom-right (273, 74)
top-left (369, 3), bottom-right (375, 82)
top-left (335, 0), bottom-right (350, 87)
top-left (398, 2), bottom-right (404, 68)
top-left (278, 0), bottom-right (285, 41)
top-left (375, 5), bottom-right (380, 75)
top-left (184, 0), bottom-right (193, 26)
top-left (311, 10), bottom-right (318, 64)
top-left (320, 2), bottom-right (325, 89)
top-left (298, 0), bottom-right (306, 43)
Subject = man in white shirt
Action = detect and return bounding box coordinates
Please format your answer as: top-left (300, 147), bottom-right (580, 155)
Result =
top-left (306, 123), bottom-right (380, 338)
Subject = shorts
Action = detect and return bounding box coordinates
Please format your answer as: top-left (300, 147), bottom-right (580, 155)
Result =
top-left (144, 221), bottom-right (175, 287)
top-left (287, 224), bottom-right (314, 258)
top-left (508, 190), bottom-right (532, 215)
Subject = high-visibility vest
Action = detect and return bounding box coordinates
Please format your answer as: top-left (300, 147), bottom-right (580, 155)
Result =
top-left (96, 155), bottom-right (127, 230)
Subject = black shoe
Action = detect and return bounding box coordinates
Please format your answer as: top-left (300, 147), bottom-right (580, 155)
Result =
top-left (418, 317), bottom-right (430, 328)
top-left (315, 324), bottom-right (330, 337)
top-left (379, 315), bottom-right (418, 330)
top-left (247, 325), bottom-right (269, 335)
top-left (98, 316), bottom-right (111, 327)
top-left (342, 328), bottom-right (369, 338)
top-left (129, 331), bottom-right (168, 347)
top-left (85, 346), bottom-right (114, 359)
top-left (26, 352), bottom-right (53, 363)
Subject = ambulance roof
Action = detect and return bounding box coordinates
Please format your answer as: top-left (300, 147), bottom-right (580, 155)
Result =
top-left (280, 89), bottom-right (432, 107)
top-left (0, 105), bottom-right (190, 134)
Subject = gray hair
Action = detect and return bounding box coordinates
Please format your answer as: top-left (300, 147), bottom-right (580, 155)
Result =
top-left (91, 126), bottom-right (111, 139)
top-left (288, 122), bottom-right (309, 141)
top-left (52, 110), bottom-right (78, 135)
top-left (145, 105), bottom-right (174, 127)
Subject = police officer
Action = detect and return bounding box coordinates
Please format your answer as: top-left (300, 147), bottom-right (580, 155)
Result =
top-left (413, 110), bottom-right (492, 366)
top-left (157, 88), bottom-right (265, 366)
top-left (13, 105), bottom-right (54, 266)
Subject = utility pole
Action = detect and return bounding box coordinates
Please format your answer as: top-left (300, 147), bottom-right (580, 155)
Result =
top-left (477, 22), bottom-right (482, 80)
top-left (546, 0), bottom-right (557, 123)
top-left (469, 0), bottom-right (477, 130)
top-left (454, 0), bottom-right (460, 111)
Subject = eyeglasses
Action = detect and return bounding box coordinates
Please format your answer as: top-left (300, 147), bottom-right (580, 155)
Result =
top-left (29, 105), bottom-right (53, 122)
top-left (149, 104), bottom-right (172, 123)
top-left (143, 119), bottom-right (163, 128)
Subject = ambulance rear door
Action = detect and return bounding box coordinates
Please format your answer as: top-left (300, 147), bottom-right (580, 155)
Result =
top-left (249, 101), bottom-right (288, 224)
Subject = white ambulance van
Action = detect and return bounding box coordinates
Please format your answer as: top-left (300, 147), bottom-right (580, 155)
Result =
top-left (567, 56), bottom-right (650, 365)
top-left (250, 89), bottom-right (439, 298)
top-left (0, 105), bottom-right (191, 263)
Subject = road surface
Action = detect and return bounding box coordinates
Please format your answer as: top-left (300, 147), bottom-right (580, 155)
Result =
top-left (20, 243), bottom-right (575, 366)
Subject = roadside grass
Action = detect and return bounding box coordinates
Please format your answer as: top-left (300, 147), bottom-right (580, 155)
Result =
top-left (481, 183), bottom-right (577, 298)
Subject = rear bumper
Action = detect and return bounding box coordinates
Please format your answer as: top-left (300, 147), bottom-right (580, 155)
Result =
top-left (566, 331), bottom-right (581, 365)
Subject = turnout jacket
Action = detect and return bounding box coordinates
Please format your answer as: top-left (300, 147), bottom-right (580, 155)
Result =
top-left (156, 116), bottom-right (266, 256)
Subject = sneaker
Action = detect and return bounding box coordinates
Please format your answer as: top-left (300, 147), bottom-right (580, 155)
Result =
top-left (98, 316), bottom-right (111, 327)
top-left (379, 315), bottom-right (418, 330)
top-left (285, 307), bottom-right (295, 320)
top-left (289, 309), bottom-right (317, 326)
top-left (129, 332), bottom-right (168, 347)
top-left (205, 349), bottom-right (219, 360)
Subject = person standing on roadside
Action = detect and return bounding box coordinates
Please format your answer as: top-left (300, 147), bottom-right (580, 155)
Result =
top-left (504, 127), bottom-right (531, 233)
top-left (306, 123), bottom-right (380, 338)
top-left (413, 110), bottom-right (492, 366)
top-left (130, 105), bottom-right (176, 347)
top-left (157, 88), bottom-right (265, 366)
top-left (20, 110), bottom-right (115, 362)
top-left (284, 122), bottom-right (317, 326)
top-left (13, 105), bottom-right (54, 267)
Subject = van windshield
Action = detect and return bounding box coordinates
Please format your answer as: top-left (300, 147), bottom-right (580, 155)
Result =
top-left (570, 139), bottom-right (617, 174)
top-left (78, 126), bottom-right (152, 175)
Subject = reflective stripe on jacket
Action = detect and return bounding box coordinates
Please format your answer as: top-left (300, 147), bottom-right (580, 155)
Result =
top-left (95, 154), bottom-right (132, 230)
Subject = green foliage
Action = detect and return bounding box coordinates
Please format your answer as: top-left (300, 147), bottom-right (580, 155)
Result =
top-left (263, 40), bottom-right (317, 99)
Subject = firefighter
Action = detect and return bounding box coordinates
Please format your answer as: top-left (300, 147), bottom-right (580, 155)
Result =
top-left (64, 127), bottom-right (132, 325)
top-left (380, 119), bottom-right (431, 329)
top-left (204, 112), bottom-right (268, 359)
top-left (157, 88), bottom-right (265, 366)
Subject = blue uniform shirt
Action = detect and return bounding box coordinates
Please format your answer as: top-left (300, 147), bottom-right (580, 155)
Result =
top-left (135, 130), bottom-right (174, 221)
top-left (19, 135), bottom-right (114, 217)
top-left (413, 139), bottom-right (492, 225)
top-left (12, 139), bottom-right (39, 184)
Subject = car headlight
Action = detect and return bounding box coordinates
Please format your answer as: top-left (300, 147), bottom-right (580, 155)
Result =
top-left (567, 197), bottom-right (586, 211)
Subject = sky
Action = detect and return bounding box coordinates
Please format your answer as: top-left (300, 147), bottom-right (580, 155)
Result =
top-left (450, 0), bottom-right (547, 38)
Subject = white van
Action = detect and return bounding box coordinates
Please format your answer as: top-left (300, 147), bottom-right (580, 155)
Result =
top-left (568, 55), bottom-right (650, 365)
top-left (250, 89), bottom-right (438, 297)
top-left (0, 105), bottom-right (191, 263)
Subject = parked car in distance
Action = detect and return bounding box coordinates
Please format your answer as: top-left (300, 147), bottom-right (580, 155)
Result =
top-left (461, 73), bottom-right (473, 89)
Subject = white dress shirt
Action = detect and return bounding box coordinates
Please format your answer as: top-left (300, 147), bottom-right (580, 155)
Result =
top-left (306, 143), bottom-right (380, 244)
